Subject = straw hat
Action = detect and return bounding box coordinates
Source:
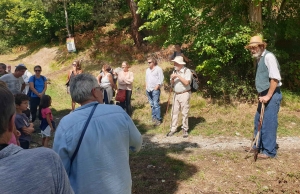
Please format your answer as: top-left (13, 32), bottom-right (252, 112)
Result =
top-left (245, 36), bottom-right (267, 49)
top-left (171, 56), bottom-right (186, 65)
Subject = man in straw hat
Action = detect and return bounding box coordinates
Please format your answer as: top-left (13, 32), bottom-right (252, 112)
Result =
top-left (166, 56), bottom-right (192, 138)
top-left (245, 35), bottom-right (282, 159)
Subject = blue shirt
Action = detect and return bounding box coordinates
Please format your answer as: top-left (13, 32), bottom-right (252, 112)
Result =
top-left (53, 102), bottom-right (143, 194)
top-left (29, 75), bottom-right (47, 97)
top-left (0, 144), bottom-right (74, 194)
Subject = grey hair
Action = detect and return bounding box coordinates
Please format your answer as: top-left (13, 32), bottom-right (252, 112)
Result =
top-left (69, 73), bottom-right (99, 104)
top-left (0, 86), bottom-right (15, 137)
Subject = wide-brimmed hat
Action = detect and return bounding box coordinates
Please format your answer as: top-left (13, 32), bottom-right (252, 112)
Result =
top-left (245, 36), bottom-right (267, 49)
top-left (171, 56), bottom-right (186, 65)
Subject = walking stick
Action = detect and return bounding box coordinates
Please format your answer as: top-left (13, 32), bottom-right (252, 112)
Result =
top-left (163, 85), bottom-right (173, 131)
top-left (245, 103), bottom-right (265, 161)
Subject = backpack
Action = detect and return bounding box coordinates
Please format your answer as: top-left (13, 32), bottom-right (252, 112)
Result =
top-left (173, 67), bottom-right (199, 92)
top-left (27, 75), bottom-right (46, 97)
top-left (189, 69), bottom-right (199, 92)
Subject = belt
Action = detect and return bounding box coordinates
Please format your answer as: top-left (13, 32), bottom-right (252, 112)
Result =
top-left (258, 87), bottom-right (280, 96)
top-left (175, 90), bottom-right (191, 95)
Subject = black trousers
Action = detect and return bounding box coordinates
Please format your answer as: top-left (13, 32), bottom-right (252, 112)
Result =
top-left (30, 97), bottom-right (40, 122)
top-left (119, 90), bottom-right (132, 116)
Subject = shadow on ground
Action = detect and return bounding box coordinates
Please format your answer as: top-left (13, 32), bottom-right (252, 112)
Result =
top-left (130, 119), bottom-right (198, 194)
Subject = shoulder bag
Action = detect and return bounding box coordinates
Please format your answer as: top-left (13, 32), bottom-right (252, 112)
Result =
top-left (69, 103), bottom-right (98, 175)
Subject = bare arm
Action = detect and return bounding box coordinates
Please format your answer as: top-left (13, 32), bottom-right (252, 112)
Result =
top-left (41, 79), bottom-right (47, 95)
top-left (22, 123), bottom-right (35, 135)
top-left (96, 74), bottom-right (102, 85)
top-left (108, 74), bottom-right (116, 90)
top-left (46, 113), bottom-right (54, 131)
top-left (259, 79), bottom-right (279, 103)
top-left (170, 73), bottom-right (190, 86)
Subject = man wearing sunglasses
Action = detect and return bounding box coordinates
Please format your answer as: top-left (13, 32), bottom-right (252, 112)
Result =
top-left (245, 35), bottom-right (282, 159)
top-left (145, 57), bottom-right (164, 126)
top-left (0, 64), bottom-right (26, 95)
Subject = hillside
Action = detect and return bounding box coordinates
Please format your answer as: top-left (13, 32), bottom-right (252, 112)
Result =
top-left (1, 45), bottom-right (300, 193)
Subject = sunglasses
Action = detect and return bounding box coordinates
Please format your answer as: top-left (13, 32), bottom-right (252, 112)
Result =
top-left (34, 70), bottom-right (41, 72)
top-left (147, 61), bottom-right (153, 64)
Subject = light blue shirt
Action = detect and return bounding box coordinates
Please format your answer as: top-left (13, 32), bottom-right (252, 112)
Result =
top-left (145, 66), bottom-right (164, 91)
top-left (53, 102), bottom-right (143, 194)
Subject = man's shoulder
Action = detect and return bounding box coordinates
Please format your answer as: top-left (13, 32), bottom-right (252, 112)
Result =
top-left (0, 73), bottom-right (12, 80)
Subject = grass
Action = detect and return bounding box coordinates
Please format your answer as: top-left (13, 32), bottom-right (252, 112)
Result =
top-left (1, 44), bottom-right (300, 193)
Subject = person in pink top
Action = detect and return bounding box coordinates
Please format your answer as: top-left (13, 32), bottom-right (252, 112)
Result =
top-left (117, 61), bottom-right (134, 116)
top-left (39, 95), bottom-right (55, 147)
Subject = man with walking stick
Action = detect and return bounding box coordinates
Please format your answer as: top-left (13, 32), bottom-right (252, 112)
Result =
top-left (245, 35), bottom-right (282, 159)
top-left (166, 56), bottom-right (192, 138)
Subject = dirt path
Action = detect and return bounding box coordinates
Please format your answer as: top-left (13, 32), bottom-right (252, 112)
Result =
top-left (142, 134), bottom-right (300, 151)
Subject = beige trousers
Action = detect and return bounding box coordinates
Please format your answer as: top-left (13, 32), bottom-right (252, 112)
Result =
top-left (170, 91), bottom-right (191, 132)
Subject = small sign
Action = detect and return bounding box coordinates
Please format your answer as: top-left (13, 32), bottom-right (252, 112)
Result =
top-left (66, 37), bottom-right (76, 52)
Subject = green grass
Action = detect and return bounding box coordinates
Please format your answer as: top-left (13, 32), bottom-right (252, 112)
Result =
top-left (40, 59), bottom-right (300, 138)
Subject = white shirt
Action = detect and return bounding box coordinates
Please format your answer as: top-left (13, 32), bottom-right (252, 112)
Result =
top-left (262, 50), bottom-right (282, 87)
top-left (173, 67), bottom-right (192, 93)
top-left (145, 66), bottom-right (164, 92)
top-left (22, 70), bottom-right (32, 94)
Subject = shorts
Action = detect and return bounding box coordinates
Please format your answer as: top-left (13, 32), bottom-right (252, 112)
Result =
top-left (41, 125), bottom-right (51, 138)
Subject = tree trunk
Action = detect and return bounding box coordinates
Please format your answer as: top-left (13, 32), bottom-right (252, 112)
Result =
top-left (126, 0), bottom-right (143, 47)
top-left (249, 0), bottom-right (262, 33)
top-left (249, 0), bottom-right (262, 74)
top-left (64, 0), bottom-right (71, 37)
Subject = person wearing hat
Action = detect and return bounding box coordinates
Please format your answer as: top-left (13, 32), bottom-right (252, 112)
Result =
top-left (245, 35), bottom-right (282, 159)
top-left (167, 56), bottom-right (192, 138)
top-left (0, 64), bottom-right (26, 95)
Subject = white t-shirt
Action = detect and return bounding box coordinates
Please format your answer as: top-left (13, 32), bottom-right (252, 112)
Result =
top-left (0, 73), bottom-right (24, 95)
top-left (22, 70), bottom-right (32, 94)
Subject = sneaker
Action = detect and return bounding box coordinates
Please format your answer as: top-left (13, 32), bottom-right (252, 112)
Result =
top-left (183, 130), bottom-right (188, 138)
top-left (152, 118), bottom-right (156, 123)
top-left (154, 120), bottom-right (161, 126)
top-left (166, 131), bottom-right (175, 137)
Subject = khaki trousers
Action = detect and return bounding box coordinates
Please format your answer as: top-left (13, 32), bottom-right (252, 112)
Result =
top-left (170, 91), bottom-right (191, 132)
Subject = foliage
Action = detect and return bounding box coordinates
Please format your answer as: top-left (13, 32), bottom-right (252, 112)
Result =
top-left (137, 0), bottom-right (300, 99)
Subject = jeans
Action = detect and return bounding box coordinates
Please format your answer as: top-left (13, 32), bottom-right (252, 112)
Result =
top-left (253, 89), bottom-right (282, 157)
top-left (119, 90), bottom-right (132, 116)
top-left (146, 89), bottom-right (161, 121)
top-left (30, 97), bottom-right (40, 122)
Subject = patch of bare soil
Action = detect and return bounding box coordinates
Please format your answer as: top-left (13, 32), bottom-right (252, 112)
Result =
top-left (22, 47), bottom-right (59, 68)
top-left (131, 135), bottom-right (300, 194)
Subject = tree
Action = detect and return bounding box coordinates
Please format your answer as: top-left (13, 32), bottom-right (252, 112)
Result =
top-left (127, 0), bottom-right (143, 47)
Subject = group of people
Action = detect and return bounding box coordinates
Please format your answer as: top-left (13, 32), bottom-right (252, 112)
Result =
top-left (0, 64), bottom-right (53, 147)
top-left (0, 69), bottom-right (142, 193)
top-left (0, 35), bottom-right (283, 193)
top-left (67, 61), bottom-right (134, 116)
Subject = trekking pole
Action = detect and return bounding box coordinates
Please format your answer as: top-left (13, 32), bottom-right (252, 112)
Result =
top-left (245, 103), bottom-right (265, 161)
top-left (163, 84), bottom-right (173, 131)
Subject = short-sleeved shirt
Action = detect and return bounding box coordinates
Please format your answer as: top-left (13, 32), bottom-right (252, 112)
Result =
top-left (0, 144), bottom-right (74, 194)
top-left (41, 107), bottom-right (53, 120)
top-left (15, 113), bottom-right (31, 142)
top-left (173, 67), bottom-right (192, 93)
top-left (29, 75), bottom-right (47, 97)
top-left (0, 73), bottom-right (24, 95)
